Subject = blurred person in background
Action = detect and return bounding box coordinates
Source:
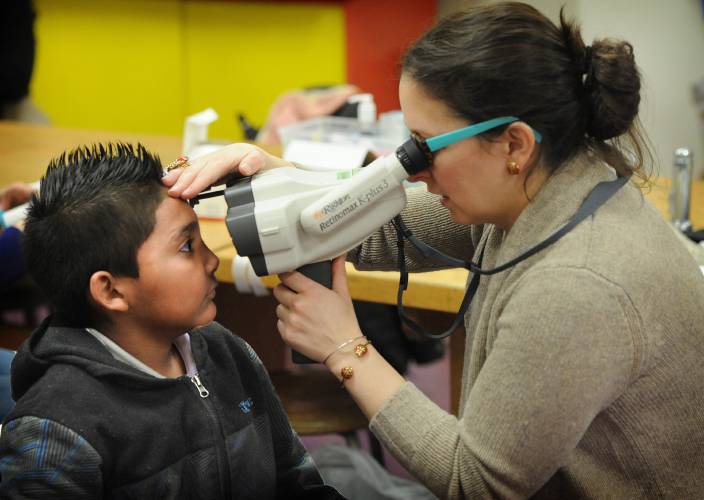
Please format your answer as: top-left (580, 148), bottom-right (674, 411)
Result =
top-left (0, 183), bottom-right (34, 292)
top-left (1, 0), bottom-right (49, 123)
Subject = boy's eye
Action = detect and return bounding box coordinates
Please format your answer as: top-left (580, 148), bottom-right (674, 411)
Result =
top-left (179, 239), bottom-right (194, 253)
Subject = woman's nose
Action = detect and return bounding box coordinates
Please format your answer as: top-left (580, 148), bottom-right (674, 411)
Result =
top-left (407, 169), bottom-right (431, 183)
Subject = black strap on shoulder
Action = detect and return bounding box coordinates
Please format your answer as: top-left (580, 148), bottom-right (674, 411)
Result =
top-left (391, 175), bottom-right (630, 340)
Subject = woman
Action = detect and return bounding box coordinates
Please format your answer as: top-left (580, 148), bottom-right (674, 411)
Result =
top-left (165, 3), bottom-right (704, 498)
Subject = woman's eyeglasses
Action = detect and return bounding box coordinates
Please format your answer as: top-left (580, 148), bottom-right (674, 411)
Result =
top-left (412, 116), bottom-right (542, 163)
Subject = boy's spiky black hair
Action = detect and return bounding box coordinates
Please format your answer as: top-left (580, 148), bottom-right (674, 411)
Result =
top-left (23, 143), bottom-right (164, 326)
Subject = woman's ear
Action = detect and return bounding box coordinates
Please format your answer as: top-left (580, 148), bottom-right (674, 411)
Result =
top-left (504, 122), bottom-right (538, 167)
top-left (89, 271), bottom-right (129, 314)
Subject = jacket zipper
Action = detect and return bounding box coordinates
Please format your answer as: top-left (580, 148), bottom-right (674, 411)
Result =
top-left (188, 374), bottom-right (232, 498)
top-left (190, 374), bottom-right (210, 397)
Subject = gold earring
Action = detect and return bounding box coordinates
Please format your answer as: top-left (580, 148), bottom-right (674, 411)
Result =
top-left (506, 160), bottom-right (520, 175)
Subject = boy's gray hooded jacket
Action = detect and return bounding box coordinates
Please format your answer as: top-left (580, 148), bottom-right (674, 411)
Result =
top-left (0, 317), bottom-right (343, 500)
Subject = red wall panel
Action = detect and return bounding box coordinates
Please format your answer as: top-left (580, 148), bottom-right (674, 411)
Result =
top-left (345, 0), bottom-right (436, 113)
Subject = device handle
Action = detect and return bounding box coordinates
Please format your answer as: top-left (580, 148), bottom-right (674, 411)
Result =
top-left (291, 260), bottom-right (332, 364)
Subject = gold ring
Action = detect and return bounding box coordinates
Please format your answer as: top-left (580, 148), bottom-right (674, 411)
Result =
top-left (166, 155), bottom-right (190, 172)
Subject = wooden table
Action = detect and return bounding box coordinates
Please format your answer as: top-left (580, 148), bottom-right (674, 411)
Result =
top-left (3, 121), bottom-right (702, 413)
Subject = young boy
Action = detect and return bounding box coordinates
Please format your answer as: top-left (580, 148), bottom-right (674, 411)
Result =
top-left (0, 144), bottom-right (342, 499)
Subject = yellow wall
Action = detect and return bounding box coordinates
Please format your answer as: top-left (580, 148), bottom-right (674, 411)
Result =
top-left (31, 0), bottom-right (346, 140)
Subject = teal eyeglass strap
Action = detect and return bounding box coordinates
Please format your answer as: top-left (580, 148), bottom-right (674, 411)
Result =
top-left (425, 115), bottom-right (542, 152)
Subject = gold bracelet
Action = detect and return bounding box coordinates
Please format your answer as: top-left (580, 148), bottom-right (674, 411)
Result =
top-left (322, 335), bottom-right (366, 365)
top-left (353, 339), bottom-right (372, 357)
top-left (339, 365), bottom-right (354, 386)
top-left (339, 340), bottom-right (372, 387)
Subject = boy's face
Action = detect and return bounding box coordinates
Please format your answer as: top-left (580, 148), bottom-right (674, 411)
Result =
top-left (123, 195), bottom-right (219, 334)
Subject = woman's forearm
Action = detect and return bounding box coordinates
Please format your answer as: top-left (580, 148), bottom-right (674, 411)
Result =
top-left (350, 188), bottom-right (475, 273)
top-left (325, 343), bottom-right (406, 419)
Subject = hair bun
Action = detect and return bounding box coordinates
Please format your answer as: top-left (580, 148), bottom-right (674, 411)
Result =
top-left (584, 39), bottom-right (641, 140)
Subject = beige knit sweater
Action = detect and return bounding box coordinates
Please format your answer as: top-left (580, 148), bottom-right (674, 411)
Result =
top-left (349, 155), bottom-right (704, 499)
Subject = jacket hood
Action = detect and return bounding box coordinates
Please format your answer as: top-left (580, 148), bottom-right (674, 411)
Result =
top-left (11, 315), bottom-right (205, 401)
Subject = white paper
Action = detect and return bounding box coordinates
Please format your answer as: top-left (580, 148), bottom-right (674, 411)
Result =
top-left (283, 139), bottom-right (368, 171)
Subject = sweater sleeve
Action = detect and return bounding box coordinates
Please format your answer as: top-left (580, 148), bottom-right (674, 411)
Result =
top-left (0, 416), bottom-right (103, 499)
top-left (370, 267), bottom-right (640, 499)
top-left (348, 188), bottom-right (476, 272)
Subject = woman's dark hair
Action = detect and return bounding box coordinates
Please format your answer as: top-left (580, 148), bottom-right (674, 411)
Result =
top-left (23, 143), bottom-right (164, 327)
top-left (402, 1), bottom-right (653, 182)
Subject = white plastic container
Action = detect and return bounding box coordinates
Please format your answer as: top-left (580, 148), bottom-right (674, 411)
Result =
top-left (278, 116), bottom-right (399, 156)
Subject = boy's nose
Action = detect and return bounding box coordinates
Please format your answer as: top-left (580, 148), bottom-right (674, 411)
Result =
top-left (205, 246), bottom-right (219, 274)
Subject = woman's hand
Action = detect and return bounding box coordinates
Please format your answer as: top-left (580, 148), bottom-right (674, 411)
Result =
top-left (162, 143), bottom-right (290, 200)
top-left (275, 255), bottom-right (406, 420)
top-left (273, 255), bottom-right (363, 363)
top-left (0, 182), bottom-right (34, 211)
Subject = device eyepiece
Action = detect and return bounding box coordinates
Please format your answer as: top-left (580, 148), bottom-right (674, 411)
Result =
top-left (395, 136), bottom-right (432, 175)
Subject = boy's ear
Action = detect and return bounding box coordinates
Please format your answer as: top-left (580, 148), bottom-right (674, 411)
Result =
top-left (88, 271), bottom-right (130, 313)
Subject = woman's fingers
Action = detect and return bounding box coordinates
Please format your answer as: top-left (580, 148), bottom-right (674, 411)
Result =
top-left (161, 167), bottom-right (184, 187)
top-left (276, 319), bottom-right (286, 337)
top-left (172, 154), bottom-right (230, 199)
top-left (331, 255), bottom-right (350, 297)
top-left (239, 149), bottom-right (266, 176)
top-left (272, 282), bottom-right (298, 307)
top-left (164, 144), bottom-right (271, 200)
top-left (179, 159), bottom-right (225, 199)
top-left (277, 271), bottom-right (319, 294)
top-left (273, 264), bottom-right (362, 362)
top-left (275, 303), bottom-right (289, 322)
top-left (166, 159), bottom-right (211, 198)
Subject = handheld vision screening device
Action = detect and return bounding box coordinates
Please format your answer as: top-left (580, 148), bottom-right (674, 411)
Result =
top-left (190, 137), bottom-right (432, 363)
top-left (223, 138), bottom-right (430, 277)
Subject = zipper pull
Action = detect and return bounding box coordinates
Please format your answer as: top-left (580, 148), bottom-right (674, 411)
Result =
top-left (190, 374), bottom-right (210, 398)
